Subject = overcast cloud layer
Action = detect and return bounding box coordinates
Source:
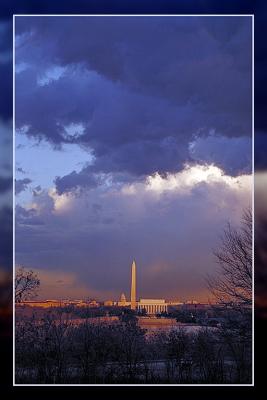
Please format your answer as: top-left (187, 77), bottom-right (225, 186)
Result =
top-left (15, 16), bottom-right (252, 301)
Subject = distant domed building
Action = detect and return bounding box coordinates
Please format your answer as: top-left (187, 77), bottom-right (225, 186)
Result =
top-left (118, 292), bottom-right (131, 307)
top-left (120, 293), bottom-right (126, 303)
top-left (115, 260), bottom-right (174, 314)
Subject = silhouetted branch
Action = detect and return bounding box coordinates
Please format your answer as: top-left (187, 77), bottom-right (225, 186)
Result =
top-left (15, 267), bottom-right (40, 303)
top-left (207, 208), bottom-right (252, 310)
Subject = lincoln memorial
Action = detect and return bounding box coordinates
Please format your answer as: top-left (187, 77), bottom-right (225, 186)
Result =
top-left (137, 299), bottom-right (168, 314)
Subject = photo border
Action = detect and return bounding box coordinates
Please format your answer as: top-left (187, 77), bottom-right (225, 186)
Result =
top-left (12, 13), bottom-right (255, 387)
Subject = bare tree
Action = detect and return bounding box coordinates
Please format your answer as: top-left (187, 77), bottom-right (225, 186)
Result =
top-left (15, 266), bottom-right (40, 303)
top-left (192, 329), bottom-right (224, 383)
top-left (165, 328), bottom-right (191, 382)
top-left (208, 209), bottom-right (252, 309)
top-left (15, 310), bottom-right (74, 383)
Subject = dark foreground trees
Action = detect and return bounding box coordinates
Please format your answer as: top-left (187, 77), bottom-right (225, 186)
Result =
top-left (15, 210), bottom-right (252, 384)
top-left (15, 310), bottom-right (252, 384)
top-left (16, 310), bottom-right (74, 383)
top-left (206, 208), bottom-right (252, 384)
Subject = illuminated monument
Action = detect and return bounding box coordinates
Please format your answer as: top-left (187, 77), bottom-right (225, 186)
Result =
top-left (130, 260), bottom-right (137, 310)
top-left (116, 260), bottom-right (169, 314)
top-left (128, 259), bottom-right (168, 314)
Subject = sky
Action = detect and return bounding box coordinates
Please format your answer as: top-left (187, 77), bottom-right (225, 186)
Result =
top-left (14, 16), bottom-right (253, 302)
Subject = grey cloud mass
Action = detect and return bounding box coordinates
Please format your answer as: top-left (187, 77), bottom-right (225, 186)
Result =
top-left (15, 16), bottom-right (252, 194)
top-left (54, 170), bottom-right (100, 195)
top-left (0, 176), bottom-right (12, 193)
top-left (15, 176), bottom-right (251, 300)
top-left (15, 178), bottom-right (32, 194)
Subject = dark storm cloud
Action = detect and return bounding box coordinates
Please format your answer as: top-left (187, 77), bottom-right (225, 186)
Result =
top-left (16, 205), bottom-right (45, 226)
top-left (0, 21), bottom-right (12, 63)
top-left (0, 120), bottom-right (12, 197)
top-left (0, 1), bottom-right (266, 170)
top-left (16, 17), bottom-right (252, 126)
top-left (254, 1), bottom-right (267, 135)
top-left (54, 170), bottom-right (99, 194)
top-left (0, 119), bottom-right (12, 271)
top-left (15, 178), bottom-right (32, 194)
top-left (32, 185), bottom-right (42, 196)
top-left (0, 176), bottom-right (12, 193)
top-left (15, 16), bottom-right (252, 193)
top-left (190, 134), bottom-right (252, 175)
top-left (0, 206), bottom-right (12, 268)
top-left (255, 131), bottom-right (267, 171)
top-left (16, 167), bottom-right (26, 174)
top-left (0, 21), bottom-right (12, 121)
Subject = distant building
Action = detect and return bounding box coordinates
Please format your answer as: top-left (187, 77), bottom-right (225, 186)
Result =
top-left (137, 299), bottom-right (168, 315)
top-left (120, 293), bottom-right (126, 303)
top-left (167, 301), bottom-right (184, 311)
top-left (17, 300), bottom-right (62, 308)
top-left (181, 302), bottom-right (211, 311)
top-left (168, 300), bottom-right (183, 306)
top-left (104, 300), bottom-right (114, 306)
top-left (17, 299), bottom-right (99, 308)
top-left (18, 261), bottom-right (206, 313)
top-left (118, 293), bottom-right (131, 307)
top-left (87, 299), bottom-right (100, 308)
top-left (121, 261), bottom-right (169, 315)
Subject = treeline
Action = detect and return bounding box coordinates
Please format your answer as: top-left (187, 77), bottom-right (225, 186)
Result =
top-left (15, 311), bottom-right (252, 384)
top-left (40, 304), bottom-right (219, 325)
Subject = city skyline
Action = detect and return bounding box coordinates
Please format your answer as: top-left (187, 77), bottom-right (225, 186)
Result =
top-left (15, 16), bottom-right (252, 301)
top-left (17, 259), bottom-right (209, 303)
top-left (17, 259), bottom-right (213, 308)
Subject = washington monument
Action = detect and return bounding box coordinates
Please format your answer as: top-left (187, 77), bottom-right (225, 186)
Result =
top-left (130, 260), bottom-right (137, 310)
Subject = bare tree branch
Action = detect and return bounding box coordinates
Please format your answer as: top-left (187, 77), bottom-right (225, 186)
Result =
top-left (207, 208), bottom-right (252, 310)
top-left (15, 267), bottom-right (40, 303)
